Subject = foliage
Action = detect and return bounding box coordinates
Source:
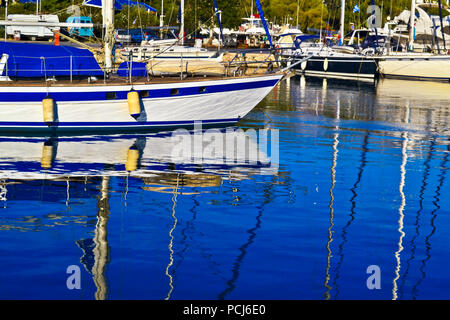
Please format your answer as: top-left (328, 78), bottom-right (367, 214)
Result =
top-left (0, 0), bottom-right (448, 35)
top-left (115, 5), bottom-right (159, 29)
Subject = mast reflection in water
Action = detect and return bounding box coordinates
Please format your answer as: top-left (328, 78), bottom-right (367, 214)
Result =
top-left (0, 76), bottom-right (450, 300)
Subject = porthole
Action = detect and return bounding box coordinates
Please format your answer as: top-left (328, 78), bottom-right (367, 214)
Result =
top-left (106, 92), bottom-right (117, 100)
top-left (170, 89), bottom-right (179, 96)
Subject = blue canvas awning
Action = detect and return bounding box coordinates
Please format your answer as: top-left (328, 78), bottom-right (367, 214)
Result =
top-left (293, 35), bottom-right (320, 48)
top-left (82, 0), bottom-right (157, 13)
top-left (0, 42), bottom-right (104, 78)
top-left (117, 61), bottom-right (147, 77)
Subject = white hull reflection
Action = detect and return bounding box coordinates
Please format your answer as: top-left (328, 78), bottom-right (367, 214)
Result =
top-left (0, 128), bottom-right (278, 181)
top-left (376, 78), bottom-right (450, 102)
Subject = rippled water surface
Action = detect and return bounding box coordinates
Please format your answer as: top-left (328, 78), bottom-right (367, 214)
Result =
top-left (1, 76), bottom-right (450, 300)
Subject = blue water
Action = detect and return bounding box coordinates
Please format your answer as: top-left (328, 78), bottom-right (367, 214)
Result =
top-left (0, 76), bottom-right (450, 300)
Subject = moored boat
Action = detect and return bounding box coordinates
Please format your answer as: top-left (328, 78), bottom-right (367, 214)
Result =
top-left (291, 49), bottom-right (380, 81)
top-left (0, 56), bottom-right (282, 133)
top-left (0, 0), bottom-right (283, 135)
top-left (378, 53), bottom-right (450, 82)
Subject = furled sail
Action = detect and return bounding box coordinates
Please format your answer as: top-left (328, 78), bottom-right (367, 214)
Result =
top-left (254, 0), bottom-right (273, 48)
top-left (213, 0), bottom-right (225, 45)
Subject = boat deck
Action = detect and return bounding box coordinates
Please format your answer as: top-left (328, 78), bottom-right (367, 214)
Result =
top-left (0, 73), bottom-right (279, 87)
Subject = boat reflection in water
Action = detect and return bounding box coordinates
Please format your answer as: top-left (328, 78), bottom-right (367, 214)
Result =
top-left (0, 128), bottom-right (278, 300)
top-left (259, 76), bottom-right (450, 300)
top-left (3, 75), bottom-right (450, 300)
top-left (285, 76), bottom-right (450, 130)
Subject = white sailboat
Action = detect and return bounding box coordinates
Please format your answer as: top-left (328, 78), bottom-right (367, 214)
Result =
top-left (378, 0), bottom-right (450, 81)
top-left (0, 0), bottom-right (282, 134)
top-left (290, 0), bottom-right (381, 81)
top-left (122, 40), bottom-right (220, 62)
top-left (121, 0), bottom-right (219, 62)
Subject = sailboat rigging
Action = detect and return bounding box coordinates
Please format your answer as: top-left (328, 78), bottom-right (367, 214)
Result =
top-left (0, 0), bottom-right (283, 134)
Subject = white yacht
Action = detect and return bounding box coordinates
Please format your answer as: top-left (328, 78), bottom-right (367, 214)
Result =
top-left (377, 3), bottom-right (450, 82)
top-left (0, 0), bottom-right (283, 134)
top-left (121, 40), bottom-right (220, 62)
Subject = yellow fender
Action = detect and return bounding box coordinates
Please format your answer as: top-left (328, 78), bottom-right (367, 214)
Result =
top-left (126, 148), bottom-right (140, 172)
top-left (41, 144), bottom-right (54, 169)
top-left (42, 97), bottom-right (55, 125)
top-left (127, 91), bottom-right (141, 118)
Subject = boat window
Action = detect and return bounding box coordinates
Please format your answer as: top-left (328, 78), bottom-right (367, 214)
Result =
top-left (140, 90), bottom-right (149, 98)
top-left (170, 89), bottom-right (179, 96)
top-left (106, 92), bottom-right (117, 100)
top-left (199, 87), bottom-right (207, 94)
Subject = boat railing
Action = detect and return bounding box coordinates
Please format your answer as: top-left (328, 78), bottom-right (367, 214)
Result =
top-left (223, 48), bottom-right (286, 76)
top-left (0, 50), bottom-right (288, 85)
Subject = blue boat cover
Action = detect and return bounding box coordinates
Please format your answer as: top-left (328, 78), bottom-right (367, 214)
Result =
top-left (117, 61), bottom-right (147, 77)
top-left (0, 42), bottom-right (104, 78)
top-left (82, 0), bottom-right (157, 12)
top-left (293, 35), bottom-right (320, 48)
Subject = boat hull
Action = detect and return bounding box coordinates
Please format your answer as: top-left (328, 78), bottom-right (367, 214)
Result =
top-left (292, 54), bottom-right (380, 81)
top-left (0, 75), bottom-right (282, 134)
top-left (379, 55), bottom-right (450, 81)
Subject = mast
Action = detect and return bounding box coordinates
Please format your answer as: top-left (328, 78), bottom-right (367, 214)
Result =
top-left (370, 0), bottom-right (378, 51)
top-left (160, 0), bottom-right (164, 37)
top-left (438, 0), bottom-right (447, 52)
top-left (255, 0), bottom-right (273, 48)
top-left (180, 0), bottom-right (185, 45)
top-left (339, 0), bottom-right (345, 45)
top-left (4, 0), bottom-right (7, 41)
top-left (92, 176), bottom-right (111, 301)
top-left (214, 0), bottom-right (224, 46)
top-left (104, 0), bottom-right (115, 73)
top-left (251, 0), bottom-right (254, 28)
top-left (320, 1), bottom-right (324, 43)
top-left (409, 0), bottom-right (416, 49)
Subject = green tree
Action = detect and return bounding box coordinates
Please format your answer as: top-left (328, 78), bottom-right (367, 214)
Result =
top-left (0, 0), bottom-right (447, 36)
top-left (115, 5), bottom-right (159, 29)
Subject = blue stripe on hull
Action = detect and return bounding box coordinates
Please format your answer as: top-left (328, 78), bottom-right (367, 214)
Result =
top-left (0, 79), bottom-right (279, 102)
top-left (0, 160), bottom-right (271, 174)
top-left (0, 118), bottom-right (240, 135)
